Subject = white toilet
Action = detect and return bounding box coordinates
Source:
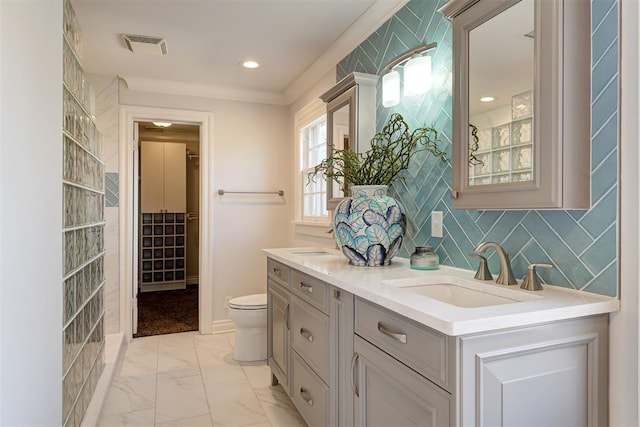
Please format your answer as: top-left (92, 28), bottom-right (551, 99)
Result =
top-left (227, 293), bottom-right (268, 362)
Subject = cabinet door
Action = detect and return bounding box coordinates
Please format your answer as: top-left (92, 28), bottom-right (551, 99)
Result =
top-left (140, 141), bottom-right (165, 212)
top-left (267, 280), bottom-right (290, 391)
top-left (353, 336), bottom-right (451, 427)
top-left (163, 142), bottom-right (186, 212)
top-left (460, 315), bottom-right (609, 426)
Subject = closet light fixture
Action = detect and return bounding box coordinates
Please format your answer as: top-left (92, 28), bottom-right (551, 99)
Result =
top-left (152, 122), bottom-right (172, 127)
top-left (380, 42), bottom-right (437, 107)
top-left (242, 60), bottom-right (260, 69)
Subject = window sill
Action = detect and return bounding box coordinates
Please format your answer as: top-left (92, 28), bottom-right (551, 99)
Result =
top-left (292, 220), bottom-right (334, 240)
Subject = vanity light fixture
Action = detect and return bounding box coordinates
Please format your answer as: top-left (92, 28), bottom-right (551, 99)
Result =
top-left (242, 60), bottom-right (260, 69)
top-left (380, 42), bottom-right (437, 107)
top-left (480, 96), bottom-right (496, 102)
top-left (382, 70), bottom-right (401, 107)
top-left (404, 54), bottom-right (432, 97)
top-left (152, 121), bottom-right (172, 127)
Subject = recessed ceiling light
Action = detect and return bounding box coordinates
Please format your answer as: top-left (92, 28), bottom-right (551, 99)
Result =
top-left (152, 122), bottom-right (172, 127)
top-left (480, 96), bottom-right (495, 102)
top-left (242, 60), bottom-right (260, 69)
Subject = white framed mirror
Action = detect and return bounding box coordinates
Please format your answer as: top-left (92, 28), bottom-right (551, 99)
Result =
top-left (441, 0), bottom-right (591, 209)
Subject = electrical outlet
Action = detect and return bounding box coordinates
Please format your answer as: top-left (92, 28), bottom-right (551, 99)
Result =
top-left (431, 211), bottom-right (443, 238)
top-left (224, 296), bottom-right (232, 309)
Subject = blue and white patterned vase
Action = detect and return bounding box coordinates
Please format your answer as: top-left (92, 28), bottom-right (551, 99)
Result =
top-left (333, 185), bottom-right (406, 267)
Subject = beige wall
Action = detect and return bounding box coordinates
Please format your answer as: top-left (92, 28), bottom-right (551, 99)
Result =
top-left (0, 1), bottom-right (63, 423)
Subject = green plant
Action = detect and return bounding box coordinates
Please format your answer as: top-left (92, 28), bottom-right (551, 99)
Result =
top-left (469, 123), bottom-right (484, 166)
top-left (311, 113), bottom-right (447, 192)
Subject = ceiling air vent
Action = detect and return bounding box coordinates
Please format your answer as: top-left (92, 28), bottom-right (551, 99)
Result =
top-left (121, 33), bottom-right (168, 56)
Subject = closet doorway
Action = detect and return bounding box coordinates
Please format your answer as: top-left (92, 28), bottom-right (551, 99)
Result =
top-left (135, 121), bottom-right (200, 337)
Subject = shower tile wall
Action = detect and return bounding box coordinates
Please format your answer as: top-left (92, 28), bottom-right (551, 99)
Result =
top-left (94, 79), bottom-right (120, 334)
top-left (62, 0), bottom-right (105, 425)
top-left (337, 0), bottom-right (619, 297)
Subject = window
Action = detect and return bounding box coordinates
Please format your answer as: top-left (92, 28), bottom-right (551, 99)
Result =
top-left (300, 115), bottom-right (328, 221)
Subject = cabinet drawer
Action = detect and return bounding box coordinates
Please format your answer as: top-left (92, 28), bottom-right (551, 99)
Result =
top-left (355, 298), bottom-right (452, 391)
top-left (290, 296), bottom-right (330, 383)
top-left (291, 351), bottom-right (329, 427)
top-left (267, 258), bottom-right (290, 288)
top-left (290, 270), bottom-right (329, 313)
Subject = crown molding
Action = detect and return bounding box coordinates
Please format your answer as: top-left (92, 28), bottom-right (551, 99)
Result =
top-left (120, 75), bottom-right (288, 106)
top-left (284, 0), bottom-right (409, 105)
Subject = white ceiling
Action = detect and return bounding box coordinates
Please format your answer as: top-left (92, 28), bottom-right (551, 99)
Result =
top-left (71, 0), bottom-right (408, 105)
top-left (468, 0), bottom-right (534, 115)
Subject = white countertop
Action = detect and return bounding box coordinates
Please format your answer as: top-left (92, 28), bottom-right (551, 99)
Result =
top-left (264, 247), bottom-right (620, 336)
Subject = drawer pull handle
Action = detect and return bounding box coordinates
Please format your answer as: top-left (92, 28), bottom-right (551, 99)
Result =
top-left (377, 322), bottom-right (407, 344)
top-left (272, 268), bottom-right (281, 276)
top-left (300, 387), bottom-right (313, 406)
top-left (299, 282), bottom-right (313, 293)
top-left (350, 352), bottom-right (360, 398)
top-left (299, 328), bottom-right (314, 342)
top-left (285, 304), bottom-right (290, 330)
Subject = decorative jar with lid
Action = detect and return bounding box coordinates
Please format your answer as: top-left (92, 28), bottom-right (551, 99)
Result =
top-left (410, 246), bottom-right (439, 270)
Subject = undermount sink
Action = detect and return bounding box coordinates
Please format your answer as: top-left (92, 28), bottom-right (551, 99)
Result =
top-left (384, 276), bottom-right (539, 308)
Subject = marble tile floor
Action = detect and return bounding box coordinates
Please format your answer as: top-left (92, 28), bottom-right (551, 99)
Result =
top-left (97, 331), bottom-right (306, 426)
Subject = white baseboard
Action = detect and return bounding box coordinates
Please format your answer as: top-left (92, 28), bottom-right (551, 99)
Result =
top-left (211, 319), bottom-right (236, 334)
top-left (81, 332), bottom-right (126, 426)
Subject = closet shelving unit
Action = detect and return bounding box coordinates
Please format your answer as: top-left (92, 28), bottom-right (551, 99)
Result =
top-left (139, 140), bottom-right (187, 292)
top-left (140, 212), bottom-right (187, 291)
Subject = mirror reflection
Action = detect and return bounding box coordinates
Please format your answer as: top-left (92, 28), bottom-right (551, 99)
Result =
top-left (331, 103), bottom-right (350, 196)
top-left (468, 0), bottom-right (535, 186)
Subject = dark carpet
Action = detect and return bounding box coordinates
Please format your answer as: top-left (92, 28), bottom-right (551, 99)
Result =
top-left (134, 285), bottom-right (199, 338)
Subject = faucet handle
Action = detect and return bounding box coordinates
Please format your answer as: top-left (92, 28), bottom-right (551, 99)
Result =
top-left (520, 263), bottom-right (554, 291)
top-left (468, 253), bottom-right (493, 281)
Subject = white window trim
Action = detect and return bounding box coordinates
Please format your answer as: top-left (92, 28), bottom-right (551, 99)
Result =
top-left (293, 98), bottom-right (331, 228)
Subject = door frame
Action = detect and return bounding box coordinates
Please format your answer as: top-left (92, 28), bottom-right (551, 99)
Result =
top-left (119, 105), bottom-right (214, 341)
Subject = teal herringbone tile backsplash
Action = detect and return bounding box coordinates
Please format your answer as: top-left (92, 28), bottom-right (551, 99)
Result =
top-left (337, 0), bottom-right (618, 296)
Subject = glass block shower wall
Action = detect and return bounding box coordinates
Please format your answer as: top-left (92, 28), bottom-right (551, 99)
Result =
top-left (62, 0), bottom-right (105, 425)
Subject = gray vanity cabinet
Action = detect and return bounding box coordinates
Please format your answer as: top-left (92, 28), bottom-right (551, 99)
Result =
top-left (267, 258), bottom-right (355, 426)
top-left (266, 257), bottom-right (609, 426)
top-left (267, 259), bottom-right (291, 391)
top-left (353, 336), bottom-right (452, 426)
top-left (353, 296), bottom-right (608, 427)
top-left (459, 314), bottom-right (609, 426)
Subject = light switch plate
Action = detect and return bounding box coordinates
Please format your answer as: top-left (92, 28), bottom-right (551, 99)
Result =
top-left (431, 211), bottom-right (443, 238)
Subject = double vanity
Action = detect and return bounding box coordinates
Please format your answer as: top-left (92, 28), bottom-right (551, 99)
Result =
top-left (265, 247), bottom-right (619, 426)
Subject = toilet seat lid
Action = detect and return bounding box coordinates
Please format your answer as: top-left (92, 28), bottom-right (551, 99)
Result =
top-left (229, 293), bottom-right (267, 310)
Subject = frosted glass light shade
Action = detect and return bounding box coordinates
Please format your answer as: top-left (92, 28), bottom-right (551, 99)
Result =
top-left (403, 55), bottom-right (431, 97)
top-left (382, 70), bottom-right (400, 107)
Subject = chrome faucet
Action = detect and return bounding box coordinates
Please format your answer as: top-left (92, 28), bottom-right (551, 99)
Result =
top-left (473, 242), bottom-right (517, 286)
